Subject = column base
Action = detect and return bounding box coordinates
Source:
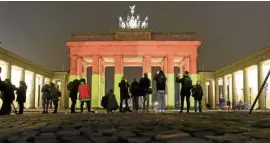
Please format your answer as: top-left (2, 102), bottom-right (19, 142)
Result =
top-left (256, 107), bottom-right (269, 110)
top-left (28, 106), bottom-right (36, 109)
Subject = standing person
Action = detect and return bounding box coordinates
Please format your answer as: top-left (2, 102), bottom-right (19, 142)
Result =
top-left (130, 78), bottom-right (140, 111)
top-left (154, 70), bottom-right (167, 113)
top-left (139, 73), bottom-right (151, 112)
top-left (0, 79), bottom-right (15, 115)
top-left (67, 79), bottom-right (80, 113)
top-left (49, 82), bottom-right (61, 113)
top-left (191, 81), bottom-right (203, 112)
top-left (78, 78), bottom-right (92, 113)
top-left (118, 76), bottom-right (131, 112)
top-left (41, 84), bottom-right (50, 114)
top-left (176, 71), bottom-right (193, 113)
top-left (16, 81), bottom-right (27, 114)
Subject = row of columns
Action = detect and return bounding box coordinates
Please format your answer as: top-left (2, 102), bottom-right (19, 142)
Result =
top-left (70, 54), bottom-right (197, 108)
top-left (207, 61), bottom-right (267, 109)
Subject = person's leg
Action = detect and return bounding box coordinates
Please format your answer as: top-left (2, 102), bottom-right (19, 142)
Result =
top-left (146, 94), bottom-right (149, 112)
top-left (198, 100), bottom-right (202, 112)
top-left (186, 95), bottom-right (190, 113)
top-left (135, 96), bottom-right (139, 111)
top-left (180, 95), bottom-right (185, 112)
top-left (161, 91), bottom-right (165, 112)
top-left (19, 102), bottom-right (23, 114)
top-left (194, 100), bottom-right (198, 112)
top-left (86, 101), bottom-right (91, 112)
top-left (143, 95), bottom-right (146, 112)
top-left (119, 97), bottom-right (123, 112)
top-left (156, 91), bottom-right (161, 112)
top-left (71, 99), bottom-right (76, 113)
top-left (124, 98), bottom-right (129, 111)
top-left (53, 100), bottom-right (58, 113)
top-left (80, 101), bottom-right (84, 112)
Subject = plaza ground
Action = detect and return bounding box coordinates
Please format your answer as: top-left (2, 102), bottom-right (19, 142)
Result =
top-left (0, 110), bottom-right (270, 143)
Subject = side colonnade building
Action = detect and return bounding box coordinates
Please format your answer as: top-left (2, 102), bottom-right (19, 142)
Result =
top-left (0, 46), bottom-right (69, 109)
top-left (199, 46), bottom-right (270, 110)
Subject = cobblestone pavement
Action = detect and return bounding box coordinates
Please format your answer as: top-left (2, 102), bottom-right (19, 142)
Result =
top-left (0, 111), bottom-right (270, 143)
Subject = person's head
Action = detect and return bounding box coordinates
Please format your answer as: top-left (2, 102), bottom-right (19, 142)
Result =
top-left (184, 71), bottom-right (189, 76)
top-left (144, 73), bottom-right (148, 77)
top-left (133, 78), bottom-right (136, 81)
top-left (80, 78), bottom-right (86, 84)
top-left (159, 70), bottom-right (164, 75)
top-left (50, 82), bottom-right (55, 87)
top-left (122, 76), bottom-right (126, 80)
top-left (109, 89), bottom-right (113, 93)
top-left (4, 79), bottom-right (11, 85)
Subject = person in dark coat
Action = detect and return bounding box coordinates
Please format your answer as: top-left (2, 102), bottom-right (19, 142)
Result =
top-left (0, 79), bottom-right (15, 115)
top-left (41, 84), bottom-right (50, 114)
top-left (118, 76), bottom-right (131, 112)
top-left (154, 70), bottom-right (167, 113)
top-left (105, 89), bottom-right (118, 113)
top-left (130, 78), bottom-right (140, 111)
top-left (176, 71), bottom-right (193, 113)
top-left (67, 79), bottom-right (80, 113)
top-left (191, 81), bottom-right (203, 112)
top-left (49, 82), bottom-right (61, 113)
top-left (139, 73), bottom-right (151, 112)
top-left (16, 81), bottom-right (27, 114)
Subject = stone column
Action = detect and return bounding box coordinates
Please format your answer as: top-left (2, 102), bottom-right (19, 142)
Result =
top-left (114, 55), bottom-right (123, 104)
top-left (7, 63), bottom-right (11, 79)
top-left (243, 68), bottom-right (249, 104)
top-left (69, 55), bottom-right (77, 81)
top-left (189, 55), bottom-right (197, 108)
top-left (209, 80), bottom-right (215, 109)
top-left (29, 73), bottom-right (36, 109)
top-left (222, 76), bottom-right (228, 101)
top-left (91, 56), bottom-right (100, 108)
top-left (20, 69), bottom-right (25, 81)
top-left (166, 55), bottom-right (175, 108)
top-left (257, 62), bottom-right (266, 109)
top-left (39, 77), bottom-right (44, 108)
top-left (232, 72), bottom-right (237, 103)
top-left (143, 55), bottom-right (152, 106)
top-left (215, 78), bottom-right (219, 109)
top-left (77, 57), bottom-right (82, 79)
top-left (99, 58), bottom-right (105, 107)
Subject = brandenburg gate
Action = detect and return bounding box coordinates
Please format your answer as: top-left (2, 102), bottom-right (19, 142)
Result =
top-left (66, 5), bottom-right (201, 108)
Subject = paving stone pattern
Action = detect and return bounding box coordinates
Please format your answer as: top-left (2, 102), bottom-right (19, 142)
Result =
top-left (0, 112), bottom-right (269, 142)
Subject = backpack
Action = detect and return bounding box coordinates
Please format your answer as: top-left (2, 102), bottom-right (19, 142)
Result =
top-left (101, 95), bottom-right (108, 109)
top-left (184, 77), bottom-right (192, 90)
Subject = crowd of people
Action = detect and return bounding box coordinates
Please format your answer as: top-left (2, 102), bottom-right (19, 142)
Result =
top-left (67, 69), bottom-right (204, 113)
top-left (0, 65), bottom-right (204, 115)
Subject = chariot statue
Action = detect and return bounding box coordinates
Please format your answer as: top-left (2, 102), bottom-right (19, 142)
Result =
top-left (118, 5), bottom-right (149, 29)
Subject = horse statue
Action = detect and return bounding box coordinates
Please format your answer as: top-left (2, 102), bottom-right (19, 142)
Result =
top-left (118, 16), bottom-right (126, 29)
top-left (141, 16), bottom-right (148, 29)
top-left (129, 5), bottom-right (135, 15)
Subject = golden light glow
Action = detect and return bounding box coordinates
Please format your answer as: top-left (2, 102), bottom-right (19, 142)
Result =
top-left (25, 70), bottom-right (34, 108)
top-left (235, 71), bottom-right (244, 101)
top-left (0, 60), bottom-right (8, 80)
top-left (263, 62), bottom-right (270, 108)
top-left (11, 65), bottom-right (22, 87)
top-left (247, 66), bottom-right (258, 108)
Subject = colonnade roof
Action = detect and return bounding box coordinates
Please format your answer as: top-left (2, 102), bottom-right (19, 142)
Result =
top-left (68, 30), bottom-right (198, 41)
top-left (0, 46), bottom-right (52, 77)
top-left (214, 45), bottom-right (270, 78)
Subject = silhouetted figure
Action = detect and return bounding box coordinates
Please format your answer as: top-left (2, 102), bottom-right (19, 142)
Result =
top-left (0, 79), bottom-right (15, 115)
top-left (192, 81), bottom-right (203, 112)
top-left (154, 70), bottom-right (167, 113)
top-left (41, 84), bottom-right (50, 114)
top-left (139, 73), bottom-right (151, 112)
top-left (78, 78), bottom-right (91, 113)
top-left (103, 89), bottom-right (118, 113)
top-left (49, 82), bottom-right (61, 113)
top-left (16, 81), bottom-right (27, 114)
top-left (67, 79), bottom-right (80, 113)
top-left (130, 78), bottom-right (140, 111)
top-left (118, 76), bottom-right (131, 112)
top-left (176, 71), bottom-right (193, 113)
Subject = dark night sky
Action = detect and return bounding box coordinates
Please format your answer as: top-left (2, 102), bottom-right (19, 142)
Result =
top-left (0, 1), bottom-right (270, 71)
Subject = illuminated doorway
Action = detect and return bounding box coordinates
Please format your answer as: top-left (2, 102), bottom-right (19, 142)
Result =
top-left (25, 71), bottom-right (34, 108)
top-left (35, 75), bottom-right (43, 108)
top-left (247, 66), bottom-right (258, 108)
